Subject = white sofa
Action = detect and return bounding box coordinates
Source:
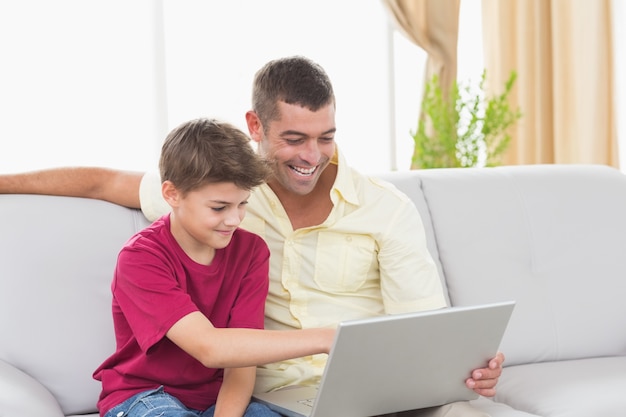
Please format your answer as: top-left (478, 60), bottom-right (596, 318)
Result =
top-left (1, 164), bottom-right (625, 417)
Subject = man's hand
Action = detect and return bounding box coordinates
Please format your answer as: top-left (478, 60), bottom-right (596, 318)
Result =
top-left (465, 351), bottom-right (505, 397)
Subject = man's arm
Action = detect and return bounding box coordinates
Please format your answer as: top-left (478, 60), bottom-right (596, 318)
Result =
top-left (0, 167), bottom-right (143, 209)
top-left (466, 352), bottom-right (505, 396)
top-left (377, 194), bottom-right (505, 396)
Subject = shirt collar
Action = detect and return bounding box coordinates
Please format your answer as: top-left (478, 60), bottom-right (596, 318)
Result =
top-left (331, 146), bottom-right (360, 207)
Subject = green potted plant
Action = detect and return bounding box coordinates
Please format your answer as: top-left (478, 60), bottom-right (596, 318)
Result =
top-left (411, 70), bottom-right (522, 169)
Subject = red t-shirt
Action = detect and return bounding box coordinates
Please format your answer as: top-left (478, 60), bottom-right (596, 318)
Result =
top-left (93, 214), bottom-right (270, 414)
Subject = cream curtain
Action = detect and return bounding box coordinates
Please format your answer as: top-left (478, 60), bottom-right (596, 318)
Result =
top-left (382, 0), bottom-right (460, 95)
top-left (381, 0), bottom-right (461, 168)
top-left (482, 0), bottom-right (617, 167)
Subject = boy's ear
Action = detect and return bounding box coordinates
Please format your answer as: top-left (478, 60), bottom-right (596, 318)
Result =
top-left (161, 181), bottom-right (181, 207)
top-left (245, 110), bottom-right (263, 144)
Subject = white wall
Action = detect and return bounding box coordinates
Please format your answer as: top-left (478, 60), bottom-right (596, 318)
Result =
top-left (5, 1), bottom-right (615, 176)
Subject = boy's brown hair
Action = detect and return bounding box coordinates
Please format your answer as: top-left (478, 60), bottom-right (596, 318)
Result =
top-left (159, 118), bottom-right (269, 195)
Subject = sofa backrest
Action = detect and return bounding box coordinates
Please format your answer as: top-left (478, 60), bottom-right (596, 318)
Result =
top-left (4, 164), bottom-right (626, 414)
top-left (382, 164), bottom-right (626, 367)
top-left (0, 195), bottom-right (150, 415)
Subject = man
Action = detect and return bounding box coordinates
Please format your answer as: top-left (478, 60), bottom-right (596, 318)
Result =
top-left (0, 56), bottom-right (503, 416)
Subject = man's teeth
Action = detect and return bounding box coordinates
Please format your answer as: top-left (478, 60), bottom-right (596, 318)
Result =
top-left (291, 166), bottom-right (316, 176)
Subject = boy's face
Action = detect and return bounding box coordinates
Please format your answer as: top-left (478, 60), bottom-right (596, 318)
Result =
top-left (252, 101), bottom-right (336, 196)
top-left (165, 181), bottom-right (250, 263)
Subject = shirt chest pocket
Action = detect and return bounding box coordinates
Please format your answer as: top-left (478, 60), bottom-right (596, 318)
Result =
top-left (313, 232), bottom-right (377, 293)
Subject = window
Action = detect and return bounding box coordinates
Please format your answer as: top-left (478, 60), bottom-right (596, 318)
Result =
top-left (162, 0), bottom-right (396, 174)
top-left (0, 1), bottom-right (486, 174)
top-left (0, 1), bottom-right (165, 173)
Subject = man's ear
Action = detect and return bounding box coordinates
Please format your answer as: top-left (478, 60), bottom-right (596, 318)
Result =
top-left (161, 181), bottom-right (181, 207)
top-left (245, 110), bottom-right (263, 144)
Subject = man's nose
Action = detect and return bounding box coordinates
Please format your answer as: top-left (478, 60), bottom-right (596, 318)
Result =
top-left (300, 139), bottom-right (321, 164)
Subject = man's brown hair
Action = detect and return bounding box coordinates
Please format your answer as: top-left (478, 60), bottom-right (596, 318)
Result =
top-left (252, 55), bottom-right (335, 129)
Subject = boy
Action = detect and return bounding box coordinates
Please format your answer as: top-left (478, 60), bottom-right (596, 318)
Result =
top-left (93, 118), bottom-right (334, 417)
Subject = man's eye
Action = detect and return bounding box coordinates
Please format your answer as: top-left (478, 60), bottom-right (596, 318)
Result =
top-left (320, 136), bottom-right (335, 142)
top-left (286, 139), bottom-right (303, 145)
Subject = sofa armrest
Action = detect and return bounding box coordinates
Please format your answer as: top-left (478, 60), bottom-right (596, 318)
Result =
top-left (0, 359), bottom-right (64, 417)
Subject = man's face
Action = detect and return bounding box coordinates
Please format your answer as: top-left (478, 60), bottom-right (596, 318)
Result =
top-left (256, 101), bottom-right (336, 196)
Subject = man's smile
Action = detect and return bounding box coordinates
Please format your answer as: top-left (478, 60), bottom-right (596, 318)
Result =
top-left (289, 165), bottom-right (317, 176)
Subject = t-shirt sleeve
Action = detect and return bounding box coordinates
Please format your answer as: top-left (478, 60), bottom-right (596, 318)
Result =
top-left (139, 170), bottom-right (171, 222)
top-left (378, 198), bottom-right (448, 314)
top-left (113, 242), bottom-right (199, 352)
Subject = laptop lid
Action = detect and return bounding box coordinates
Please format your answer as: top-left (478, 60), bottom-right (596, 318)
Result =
top-left (253, 301), bottom-right (515, 417)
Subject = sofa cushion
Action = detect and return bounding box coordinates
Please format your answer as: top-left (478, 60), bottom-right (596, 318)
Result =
top-left (0, 359), bottom-right (64, 417)
top-left (414, 164), bottom-right (626, 366)
top-left (494, 356), bottom-right (626, 416)
top-left (0, 195), bottom-right (150, 415)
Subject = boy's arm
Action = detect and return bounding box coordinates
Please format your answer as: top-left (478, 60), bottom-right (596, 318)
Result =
top-left (166, 311), bottom-right (334, 369)
top-left (0, 167), bottom-right (144, 208)
top-left (214, 367), bottom-right (256, 417)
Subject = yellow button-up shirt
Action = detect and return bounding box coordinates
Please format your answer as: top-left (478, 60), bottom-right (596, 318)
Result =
top-left (139, 149), bottom-right (446, 393)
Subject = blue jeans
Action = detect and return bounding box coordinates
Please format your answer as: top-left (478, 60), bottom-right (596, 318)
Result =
top-left (103, 387), bottom-right (281, 417)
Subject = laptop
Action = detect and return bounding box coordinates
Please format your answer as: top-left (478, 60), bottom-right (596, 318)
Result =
top-left (253, 301), bottom-right (515, 417)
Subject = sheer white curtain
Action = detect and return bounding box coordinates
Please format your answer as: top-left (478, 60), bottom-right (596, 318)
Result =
top-left (0, 0), bottom-right (164, 173)
top-left (1, 1), bottom-right (558, 175)
top-left (161, 0), bottom-right (393, 174)
top-left (0, 1), bottom-right (396, 175)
